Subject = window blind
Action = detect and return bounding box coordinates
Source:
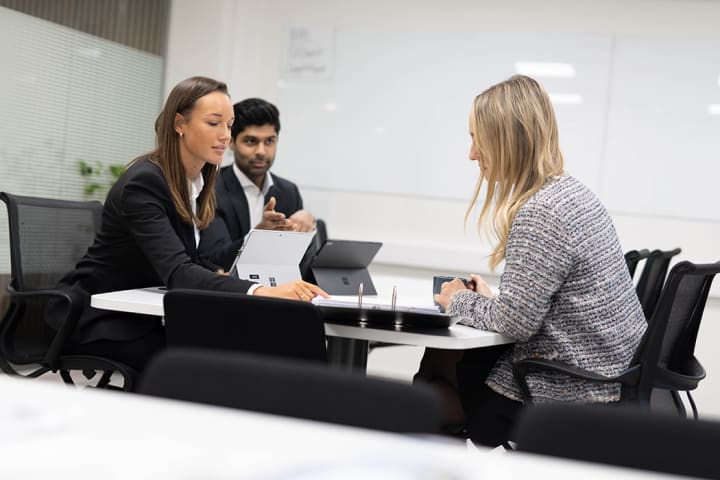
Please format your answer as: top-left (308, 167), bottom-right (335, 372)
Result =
top-left (0, 6), bottom-right (164, 274)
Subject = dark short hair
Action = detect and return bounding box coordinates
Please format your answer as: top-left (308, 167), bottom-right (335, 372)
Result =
top-left (231, 98), bottom-right (281, 140)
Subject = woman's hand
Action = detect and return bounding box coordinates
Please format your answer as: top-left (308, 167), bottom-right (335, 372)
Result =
top-left (433, 274), bottom-right (492, 310)
top-left (253, 280), bottom-right (329, 302)
top-left (469, 274), bottom-right (493, 297)
top-left (433, 278), bottom-right (468, 310)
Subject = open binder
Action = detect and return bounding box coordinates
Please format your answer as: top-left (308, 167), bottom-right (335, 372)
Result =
top-left (312, 291), bottom-right (457, 329)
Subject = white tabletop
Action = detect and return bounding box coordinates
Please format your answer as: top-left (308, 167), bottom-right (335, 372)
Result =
top-left (0, 376), bottom-right (674, 479)
top-left (91, 286), bottom-right (512, 350)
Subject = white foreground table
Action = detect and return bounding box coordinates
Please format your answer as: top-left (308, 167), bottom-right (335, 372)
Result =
top-left (0, 377), bottom-right (676, 479)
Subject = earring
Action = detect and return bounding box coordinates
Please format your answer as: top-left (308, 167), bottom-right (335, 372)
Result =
top-left (179, 132), bottom-right (184, 138)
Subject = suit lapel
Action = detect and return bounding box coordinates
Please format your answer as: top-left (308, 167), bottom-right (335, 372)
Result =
top-left (222, 167), bottom-right (251, 236)
top-left (178, 218), bottom-right (198, 261)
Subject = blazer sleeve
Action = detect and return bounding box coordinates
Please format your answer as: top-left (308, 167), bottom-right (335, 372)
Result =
top-left (120, 167), bottom-right (255, 292)
top-left (199, 215), bottom-right (245, 271)
top-left (447, 200), bottom-right (574, 341)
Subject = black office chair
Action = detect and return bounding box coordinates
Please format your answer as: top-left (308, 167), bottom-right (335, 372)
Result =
top-left (635, 247), bottom-right (682, 319)
top-left (515, 403), bottom-right (720, 479)
top-left (139, 348), bottom-right (442, 434)
top-left (513, 260), bottom-right (719, 419)
top-left (624, 249), bottom-right (650, 279)
top-left (0, 192), bottom-right (137, 389)
top-left (163, 289), bottom-right (327, 363)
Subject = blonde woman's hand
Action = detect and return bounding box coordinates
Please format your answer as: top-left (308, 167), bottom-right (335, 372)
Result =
top-left (469, 274), bottom-right (493, 297)
top-left (433, 278), bottom-right (469, 310)
top-left (253, 280), bottom-right (329, 302)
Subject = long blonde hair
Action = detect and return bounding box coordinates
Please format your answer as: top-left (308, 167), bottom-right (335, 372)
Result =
top-left (466, 75), bottom-right (564, 270)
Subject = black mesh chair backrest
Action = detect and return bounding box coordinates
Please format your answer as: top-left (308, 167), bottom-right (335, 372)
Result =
top-left (624, 249), bottom-right (650, 279)
top-left (139, 348), bottom-right (442, 434)
top-left (635, 248), bottom-right (681, 319)
top-left (1, 192), bottom-right (101, 291)
top-left (624, 260), bottom-right (718, 404)
top-left (0, 192), bottom-right (101, 359)
top-left (164, 289), bottom-right (328, 363)
top-left (515, 403), bottom-right (720, 479)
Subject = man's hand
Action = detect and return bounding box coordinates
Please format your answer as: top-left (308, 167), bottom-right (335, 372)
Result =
top-left (253, 280), bottom-right (330, 302)
top-left (255, 196), bottom-right (293, 231)
top-left (289, 209), bottom-right (315, 232)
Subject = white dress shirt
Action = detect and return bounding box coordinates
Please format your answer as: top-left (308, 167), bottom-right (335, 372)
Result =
top-left (232, 162), bottom-right (274, 229)
top-left (187, 174), bottom-right (204, 247)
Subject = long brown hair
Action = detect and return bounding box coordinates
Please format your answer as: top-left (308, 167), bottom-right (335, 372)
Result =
top-left (132, 76), bottom-right (228, 229)
top-left (466, 75), bottom-right (564, 270)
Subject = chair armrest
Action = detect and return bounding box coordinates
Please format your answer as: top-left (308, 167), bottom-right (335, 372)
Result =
top-left (7, 286), bottom-right (82, 371)
top-left (512, 358), bottom-right (641, 404)
top-left (655, 356), bottom-right (706, 391)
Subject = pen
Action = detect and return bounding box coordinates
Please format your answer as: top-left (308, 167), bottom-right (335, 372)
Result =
top-left (391, 285), bottom-right (397, 311)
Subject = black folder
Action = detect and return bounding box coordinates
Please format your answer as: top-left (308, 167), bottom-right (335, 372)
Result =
top-left (310, 240), bottom-right (382, 295)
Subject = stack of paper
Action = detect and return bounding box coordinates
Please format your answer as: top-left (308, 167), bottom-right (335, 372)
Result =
top-left (312, 296), bottom-right (441, 315)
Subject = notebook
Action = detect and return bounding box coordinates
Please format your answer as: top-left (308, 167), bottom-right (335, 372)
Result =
top-left (229, 229), bottom-right (315, 287)
top-left (309, 239), bottom-right (382, 295)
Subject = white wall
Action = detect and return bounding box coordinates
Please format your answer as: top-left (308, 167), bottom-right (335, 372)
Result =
top-left (166, 0), bottom-right (720, 418)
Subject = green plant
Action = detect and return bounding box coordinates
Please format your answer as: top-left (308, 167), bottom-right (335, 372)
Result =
top-left (78, 160), bottom-right (125, 197)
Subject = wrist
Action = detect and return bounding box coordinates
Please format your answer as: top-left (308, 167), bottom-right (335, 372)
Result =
top-left (249, 284), bottom-right (265, 295)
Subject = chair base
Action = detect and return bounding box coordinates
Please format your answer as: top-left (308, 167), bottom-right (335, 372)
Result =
top-left (2, 357), bottom-right (137, 391)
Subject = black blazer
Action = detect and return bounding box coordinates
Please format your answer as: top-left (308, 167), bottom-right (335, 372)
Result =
top-left (52, 158), bottom-right (256, 343)
top-left (200, 166), bottom-right (305, 270)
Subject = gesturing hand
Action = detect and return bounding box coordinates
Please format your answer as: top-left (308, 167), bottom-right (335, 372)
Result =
top-left (255, 196), bottom-right (293, 231)
top-left (289, 209), bottom-right (315, 232)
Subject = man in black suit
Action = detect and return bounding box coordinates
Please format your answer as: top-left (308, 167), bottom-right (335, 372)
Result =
top-left (201, 98), bottom-right (315, 270)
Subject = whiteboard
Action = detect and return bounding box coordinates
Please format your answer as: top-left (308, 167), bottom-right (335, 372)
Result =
top-left (602, 36), bottom-right (720, 222)
top-left (276, 30), bottom-right (613, 201)
top-left (274, 28), bottom-right (720, 225)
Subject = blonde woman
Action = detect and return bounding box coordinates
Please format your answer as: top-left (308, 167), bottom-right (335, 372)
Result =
top-left (423, 75), bottom-right (646, 446)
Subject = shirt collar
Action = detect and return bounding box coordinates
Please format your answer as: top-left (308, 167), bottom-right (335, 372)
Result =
top-left (232, 162), bottom-right (273, 196)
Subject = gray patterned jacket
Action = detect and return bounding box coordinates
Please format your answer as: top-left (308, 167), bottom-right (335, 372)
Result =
top-left (448, 175), bottom-right (646, 403)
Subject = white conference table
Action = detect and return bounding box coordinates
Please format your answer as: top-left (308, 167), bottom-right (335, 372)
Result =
top-left (90, 274), bottom-right (512, 369)
top-left (0, 376), bottom-right (675, 479)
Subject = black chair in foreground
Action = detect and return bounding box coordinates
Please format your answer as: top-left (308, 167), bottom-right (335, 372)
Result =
top-left (515, 403), bottom-right (720, 479)
top-left (163, 289), bottom-right (327, 363)
top-left (513, 260), bottom-right (720, 419)
top-left (624, 248), bottom-right (650, 279)
top-left (139, 348), bottom-right (442, 434)
top-left (635, 247), bottom-right (682, 319)
top-left (0, 192), bottom-right (137, 390)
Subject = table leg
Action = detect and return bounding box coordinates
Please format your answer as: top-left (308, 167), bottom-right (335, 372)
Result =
top-left (327, 337), bottom-right (369, 371)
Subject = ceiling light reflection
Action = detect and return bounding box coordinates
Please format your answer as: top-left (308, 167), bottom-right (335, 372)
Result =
top-left (515, 62), bottom-right (576, 78)
top-left (548, 93), bottom-right (583, 105)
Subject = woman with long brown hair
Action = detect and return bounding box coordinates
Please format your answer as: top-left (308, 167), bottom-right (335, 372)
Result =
top-left (50, 76), bottom-right (327, 373)
top-left (419, 75), bottom-right (646, 446)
